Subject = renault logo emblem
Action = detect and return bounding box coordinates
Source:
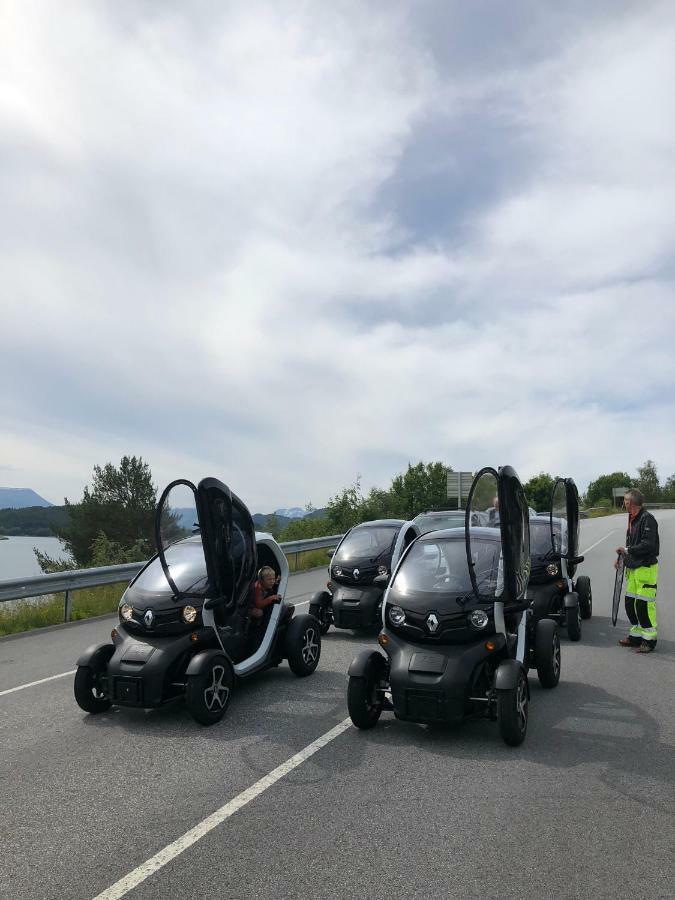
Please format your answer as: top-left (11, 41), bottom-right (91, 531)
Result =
top-left (143, 609), bottom-right (154, 628)
top-left (426, 613), bottom-right (439, 633)
top-left (353, 568), bottom-right (360, 580)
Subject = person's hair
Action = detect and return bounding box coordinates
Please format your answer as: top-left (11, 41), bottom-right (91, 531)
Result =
top-left (624, 488), bottom-right (644, 507)
top-left (258, 565), bottom-right (276, 579)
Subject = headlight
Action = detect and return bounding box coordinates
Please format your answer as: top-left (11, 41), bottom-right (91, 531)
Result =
top-left (333, 565), bottom-right (342, 577)
top-left (120, 603), bottom-right (133, 622)
top-left (377, 565), bottom-right (388, 577)
top-left (388, 605), bottom-right (406, 626)
top-left (469, 609), bottom-right (489, 629)
top-left (546, 563), bottom-right (559, 576)
top-left (182, 605), bottom-right (197, 624)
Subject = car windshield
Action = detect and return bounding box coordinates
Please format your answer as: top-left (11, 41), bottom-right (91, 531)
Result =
top-left (334, 526), bottom-right (399, 563)
top-left (530, 518), bottom-right (567, 556)
top-left (133, 535), bottom-right (209, 596)
top-left (391, 535), bottom-right (502, 597)
top-left (414, 513), bottom-right (465, 535)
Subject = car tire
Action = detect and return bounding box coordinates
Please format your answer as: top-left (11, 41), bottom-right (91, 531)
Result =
top-left (308, 602), bottom-right (331, 635)
top-left (185, 655), bottom-right (233, 726)
top-left (285, 617), bottom-right (321, 677)
top-left (534, 619), bottom-right (561, 688)
top-left (74, 663), bottom-right (112, 714)
top-left (347, 674), bottom-right (383, 729)
top-left (577, 576), bottom-right (592, 620)
top-left (497, 669), bottom-right (529, 747)
top-left (566, 603), bottom-right (582, 642)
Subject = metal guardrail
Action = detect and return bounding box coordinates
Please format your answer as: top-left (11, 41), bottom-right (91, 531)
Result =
top-left (0, 534), bottom-right (343, 621)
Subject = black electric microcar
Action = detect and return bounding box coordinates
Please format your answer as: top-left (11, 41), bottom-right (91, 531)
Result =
top-left (346, 467), bottom-right (561, 746)
top-left (309, 519), bottom-right (419, 633)
top-left (527, 477), bottom-right (591, 642)
top-left (74, 478), bottom-right (321, 725)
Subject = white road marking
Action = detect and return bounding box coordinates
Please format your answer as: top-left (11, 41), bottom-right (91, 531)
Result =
top-left (93, 717), bottom-right (353, 900)
top-left (0, 669), bottom-right (76, 697)
top-left (580, 529), bottom-right (619, 556)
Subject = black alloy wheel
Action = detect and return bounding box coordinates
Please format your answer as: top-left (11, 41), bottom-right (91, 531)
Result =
top-left (73, 646), bottom-right (113, 714)
top-left (497, 669), bottom-right (529, 747)
top-left (534, 619), bottom-right (561, 688)
top-left (74, 664), bottom-right (112, 714)
top-left (308, 602), bottom-right (331, 635)
top-left (347, 671), bottom-right (384, 729)
top-left (186, 655), bottom-right (233, 726)
top-left (577, 576), bottom-right (593, 620)
top-left (286, 618), bottom-right (321, 676)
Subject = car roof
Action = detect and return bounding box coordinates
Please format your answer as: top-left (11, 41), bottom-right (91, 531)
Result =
top-left (352, 519), bottom-right (405, 528)
top-left (418, 526), bottom-right (501, 542)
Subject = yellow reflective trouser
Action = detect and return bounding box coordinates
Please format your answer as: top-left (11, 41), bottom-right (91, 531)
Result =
top-left (625, 564), bottom-right (658, 644)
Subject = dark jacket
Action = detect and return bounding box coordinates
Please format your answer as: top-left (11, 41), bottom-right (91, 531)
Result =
top-left (625, 508), bottom-right (659, 569)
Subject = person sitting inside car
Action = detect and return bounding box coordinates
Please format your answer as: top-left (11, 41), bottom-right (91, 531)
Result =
top-left (249, 566), bottom-right (281, 622)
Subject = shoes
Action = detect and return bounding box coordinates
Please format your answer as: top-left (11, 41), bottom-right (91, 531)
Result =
top-left (619, 637), bottom-right (639, 647)
top-left (635, 644), bottom-right (655, 654)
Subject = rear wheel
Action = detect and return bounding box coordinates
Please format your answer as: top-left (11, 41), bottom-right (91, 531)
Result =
top-left (347, 673), bottom-right (383, 729)
top-left (577, 576), bottom-right (592, 620)
top-left (534, 619), bottom-right (561, 688)
top-left (566, 602), bottom-right (582, 642)
top-left (497, 669), bottom-right (528, 746)
top-left (186, 655), bottom-right (233, 726)
top-left (286, 617), bottom-right (321, 676)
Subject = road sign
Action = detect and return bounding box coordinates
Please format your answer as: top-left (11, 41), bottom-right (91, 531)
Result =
top-left (447, 471), bottom-right (473, 509)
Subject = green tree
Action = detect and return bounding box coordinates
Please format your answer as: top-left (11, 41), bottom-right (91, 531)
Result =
top-left (326, 462), bottom-right (451, 531)
top-left (585, 471), bottom-right (633, 508)
top-left (37, 456), bottom-right (157, 571)
top-left (634, 459), bottom-right (661, 502)
top-left (523, 472), bottom-right (556, 512)
top-left (662, 473), bottom-right (675, 502)
top-left (388, 462), bottom-right (451, 519)
top-left (326, 478), bottom-right (365, 532)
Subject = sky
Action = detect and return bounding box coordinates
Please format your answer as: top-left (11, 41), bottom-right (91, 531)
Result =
top-left (1, 0), bottom-right (674, 512)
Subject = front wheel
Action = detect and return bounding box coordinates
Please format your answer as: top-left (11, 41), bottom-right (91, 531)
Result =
top-left (308, 602), bottom-right (331, 635)
top-left (577, 576), bottom-right (592, 620)
top-left (285, 617), bottom-right (321, 676)
top-left (347, 674), bottom-right (383, 729)
top-left (74, 664), bottom-right (112, 714)
top-left (497, 670), bottom-right (529, 747)
top-left (534, 619), bottom-right (561, 688)
top-left (186, 655), bottom-right (233, 726)
top-left (566, 603), bottom-right (582, 642)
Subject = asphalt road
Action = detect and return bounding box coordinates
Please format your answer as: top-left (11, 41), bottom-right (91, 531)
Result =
top-left (1, 513), bottom-right (673, 900)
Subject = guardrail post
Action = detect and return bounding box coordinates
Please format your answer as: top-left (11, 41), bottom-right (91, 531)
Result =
top-left (64, 590), bottom-right (73, 623)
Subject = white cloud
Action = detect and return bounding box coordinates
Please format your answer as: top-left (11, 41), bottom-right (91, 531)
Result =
top-left (1, 1), bottom-right (674, 512)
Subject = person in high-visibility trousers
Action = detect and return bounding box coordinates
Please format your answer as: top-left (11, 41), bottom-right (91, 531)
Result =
top-left (615, 488), bottom-right (660, 653)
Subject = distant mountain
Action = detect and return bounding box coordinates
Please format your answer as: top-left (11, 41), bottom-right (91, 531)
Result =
top-left (0, 488), bottom-right (53, 510)
top-left (274, 507), bottom-right (305, 519)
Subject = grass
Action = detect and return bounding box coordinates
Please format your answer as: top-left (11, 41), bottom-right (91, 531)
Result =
top-left (585, 507), bottom-right (623, 518)
top-left (0, 549), bottom-right (334, 637)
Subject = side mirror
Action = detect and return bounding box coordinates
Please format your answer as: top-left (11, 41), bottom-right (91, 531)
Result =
top-left (569, 555), bottom-right (585, 565)
top-left (326, 549), bottom-right (334, 559)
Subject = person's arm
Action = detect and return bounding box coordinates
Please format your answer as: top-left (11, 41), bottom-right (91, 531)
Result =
top-left (254, 587), bottom-right (280, 609)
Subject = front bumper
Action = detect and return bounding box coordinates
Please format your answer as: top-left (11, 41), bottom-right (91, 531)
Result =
top-left (103, 625), bottom-right (212, 708)
top-left (384, 631), bottom-right (504, 723)
top-left (330, 583), bottom-right (384, 629)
